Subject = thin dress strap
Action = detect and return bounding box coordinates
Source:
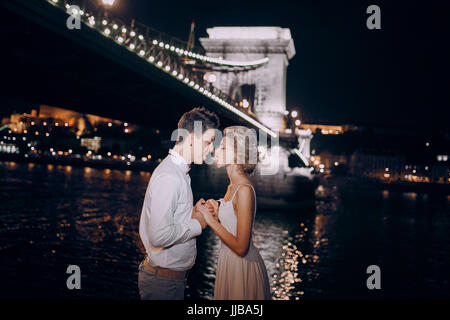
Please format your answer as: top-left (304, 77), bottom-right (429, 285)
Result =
top-left (230, 184), bottom-right (257, 215)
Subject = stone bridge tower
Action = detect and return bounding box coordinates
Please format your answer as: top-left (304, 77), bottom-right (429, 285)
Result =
top-left (200, 27), bottom-right (296, 131)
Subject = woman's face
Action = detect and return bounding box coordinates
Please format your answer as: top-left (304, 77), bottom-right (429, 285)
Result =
top-left (214, 136), bottom-right (235, 168)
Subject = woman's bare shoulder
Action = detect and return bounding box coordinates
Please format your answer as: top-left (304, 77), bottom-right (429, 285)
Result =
top-left (233, 184), bottom-right (255, 210)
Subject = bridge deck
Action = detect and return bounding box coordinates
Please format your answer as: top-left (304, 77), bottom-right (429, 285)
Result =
top-left (1, 0), bottom-right (275, 136)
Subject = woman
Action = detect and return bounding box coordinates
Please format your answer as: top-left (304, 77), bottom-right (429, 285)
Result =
top-left (197, 126), bottom-right (271, 300)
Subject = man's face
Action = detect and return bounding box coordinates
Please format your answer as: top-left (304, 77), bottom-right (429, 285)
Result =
top-left (192, 128), bottom-right (216, 164)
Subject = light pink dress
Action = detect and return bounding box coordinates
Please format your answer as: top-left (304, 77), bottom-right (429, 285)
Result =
top-left (214, 184), bottom-right (272, 300)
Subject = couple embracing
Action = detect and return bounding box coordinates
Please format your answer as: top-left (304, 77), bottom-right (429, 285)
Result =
top-left (138, 107), bottom-right (271, 300)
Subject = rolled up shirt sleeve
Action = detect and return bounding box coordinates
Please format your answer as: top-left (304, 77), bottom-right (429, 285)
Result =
top-left (146, 173), bottom-right (202, 248)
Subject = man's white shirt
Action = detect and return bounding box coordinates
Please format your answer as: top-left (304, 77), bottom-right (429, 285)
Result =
top-left (139, 149), bottom-right (202, 271)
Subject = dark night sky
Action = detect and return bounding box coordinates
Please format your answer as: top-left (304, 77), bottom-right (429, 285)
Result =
top-left (2, 0), bottom-right (449, 132)
top-left (114, 0), bottom-right (449, 130)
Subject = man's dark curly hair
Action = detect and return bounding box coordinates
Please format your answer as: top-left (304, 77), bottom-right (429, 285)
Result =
top-left (177, 107), bottom-right (220, 137)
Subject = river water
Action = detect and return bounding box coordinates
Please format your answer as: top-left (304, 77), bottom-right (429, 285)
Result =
top-left (0, 161), bottom-right (448, 299)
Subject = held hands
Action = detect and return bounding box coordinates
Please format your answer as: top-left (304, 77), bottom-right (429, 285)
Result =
top-left (192, 198), bottom-right (207, 229)
top-left (197, 199), bottom-right (219, 226)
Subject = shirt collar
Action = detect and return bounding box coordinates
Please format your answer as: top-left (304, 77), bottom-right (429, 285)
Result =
top-left (169, 149), bottom-right (190, 174)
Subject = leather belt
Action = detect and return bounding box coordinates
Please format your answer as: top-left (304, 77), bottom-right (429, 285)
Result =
top-left (143, 258), bottom-right (188, 280)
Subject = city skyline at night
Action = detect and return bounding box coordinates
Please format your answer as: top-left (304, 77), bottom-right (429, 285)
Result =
top-left (1, 0), bottom-right (448, 133)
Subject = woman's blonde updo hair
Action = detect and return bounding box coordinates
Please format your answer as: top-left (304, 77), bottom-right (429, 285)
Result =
top-left (224, 126), bottom-right (258, 176)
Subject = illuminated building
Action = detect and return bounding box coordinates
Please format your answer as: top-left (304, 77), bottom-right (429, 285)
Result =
top-left (81, 136), bottom-right (102, 153)
top-left (299, 124), bottom-right (358, 135)
top-left (1, 105), bottom-right (124, 136)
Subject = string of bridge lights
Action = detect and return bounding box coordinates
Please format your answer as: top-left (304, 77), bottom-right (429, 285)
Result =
top-left (47, 0), bottom-right (277, 138)
top-left (52, 0), bottom-right (269, 68)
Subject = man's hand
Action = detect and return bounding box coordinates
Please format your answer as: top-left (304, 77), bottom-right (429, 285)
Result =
top-left (193, 206), bottom-right (207, 229)
top-left (194, 198), bottom-right (206, 213)
top-left (193, 198), bottom-right (207, 229)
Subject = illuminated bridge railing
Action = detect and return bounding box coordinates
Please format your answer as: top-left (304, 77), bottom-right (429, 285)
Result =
top-left (44, 0), bottom-right (276, 137)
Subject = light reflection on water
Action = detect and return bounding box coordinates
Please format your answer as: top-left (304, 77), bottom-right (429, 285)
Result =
top-left (0, 161), bottom-right (449, 299)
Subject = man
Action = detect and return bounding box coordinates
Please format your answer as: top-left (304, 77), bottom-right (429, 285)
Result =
top-left (138, 107), bottom-right (219, 300)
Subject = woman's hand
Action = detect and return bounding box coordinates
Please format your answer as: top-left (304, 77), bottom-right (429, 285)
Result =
top-left (206, 199), bottom-right (219, 219)
top-left (197, 204), bottom-right (217, 226)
